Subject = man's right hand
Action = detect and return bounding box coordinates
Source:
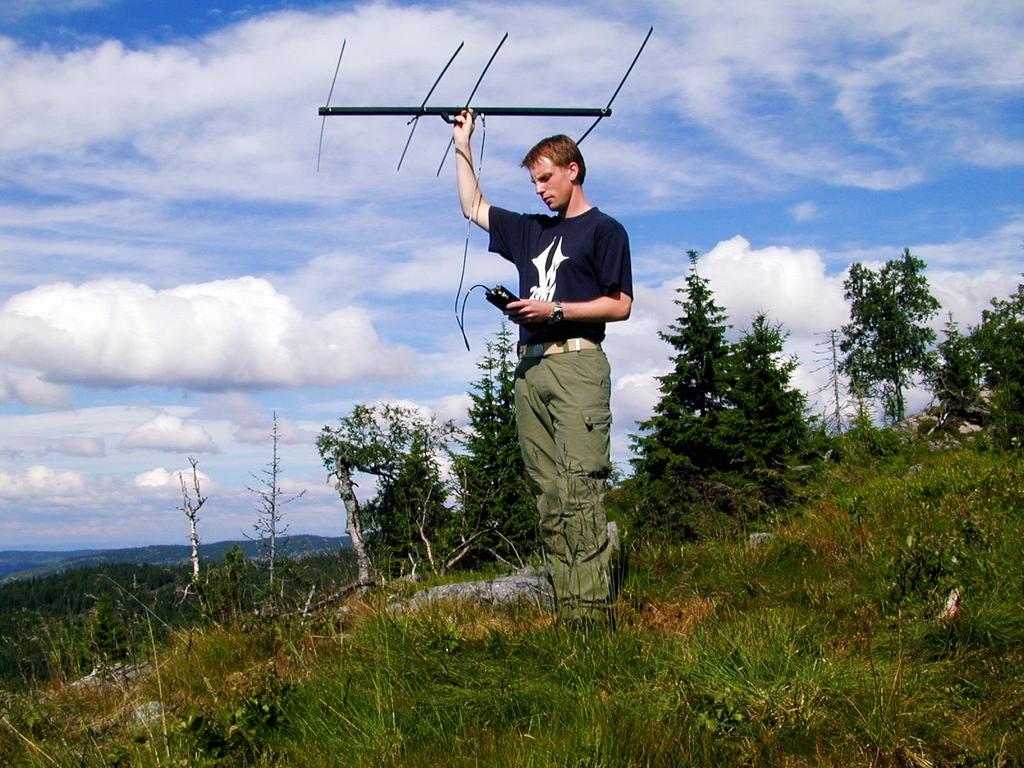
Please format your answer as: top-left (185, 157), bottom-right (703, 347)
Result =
top-left (452, 108), bottom-right (475, 149)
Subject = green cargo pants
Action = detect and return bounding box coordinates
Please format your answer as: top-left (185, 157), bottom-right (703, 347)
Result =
top-left (515, 346), bottom-right (613, 621)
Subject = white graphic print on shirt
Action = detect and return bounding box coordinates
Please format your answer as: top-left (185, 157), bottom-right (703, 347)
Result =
top-left (529, 237), bottom-right (568, 302)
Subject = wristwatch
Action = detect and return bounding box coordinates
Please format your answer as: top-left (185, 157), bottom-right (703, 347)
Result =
top-left (548, 301), bottom-right (564, 324)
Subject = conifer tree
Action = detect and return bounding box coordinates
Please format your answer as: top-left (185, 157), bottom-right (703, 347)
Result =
top-left (930, 315), bottom-right (983, 426)
top-left (633, 251), bottom-right (731, 475)
top-left (840, 248), bottom-right (940, 423)
top-left (973, 281), bottom-right (1024, 446)
top-left (454, 323), bottom-right (537, 566)
top-left (370, 419), bottom-right (452, 575)
top-left (631, 251), bottom-right (732, 535)
top-left (86, 592), bottom-right (128, 665)
top-left (715, 313), bottom-right (808, 475)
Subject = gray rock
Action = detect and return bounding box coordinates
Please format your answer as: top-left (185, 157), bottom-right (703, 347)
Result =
top-left (747, 532), bottom-right (774, 548)
top-left (390, 566), bottom-right (554, 613)
top-left (958, 422), bottom-right (982, 435)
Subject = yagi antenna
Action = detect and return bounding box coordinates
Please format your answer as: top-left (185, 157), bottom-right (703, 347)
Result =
top-left (316, 27), bottom-right (653, 171)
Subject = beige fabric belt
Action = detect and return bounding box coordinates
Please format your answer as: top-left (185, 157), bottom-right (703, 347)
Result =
top-left (518, 338), bottom-right (601, 358)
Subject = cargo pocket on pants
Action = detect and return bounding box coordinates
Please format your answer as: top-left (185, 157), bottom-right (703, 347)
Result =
top-left (579, 407), bottom-right (612, 477)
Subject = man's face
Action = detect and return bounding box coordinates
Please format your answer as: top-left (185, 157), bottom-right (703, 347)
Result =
top-left (528, 156), bottom-right (578, 212)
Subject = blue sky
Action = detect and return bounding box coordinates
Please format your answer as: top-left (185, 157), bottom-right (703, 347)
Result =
top-left (1, 0), bottom-right (1021, 549)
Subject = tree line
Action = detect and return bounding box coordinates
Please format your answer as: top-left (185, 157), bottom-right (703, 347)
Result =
top-left (318, 248), bottom-right (1023, 572)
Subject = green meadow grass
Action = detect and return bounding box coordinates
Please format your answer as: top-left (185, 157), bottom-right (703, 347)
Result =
top-left (2, 444), bottom-right (1021, 767)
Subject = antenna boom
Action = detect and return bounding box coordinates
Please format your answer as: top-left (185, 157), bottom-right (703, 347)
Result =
top-left (319, 106), bottom-right (611, 119)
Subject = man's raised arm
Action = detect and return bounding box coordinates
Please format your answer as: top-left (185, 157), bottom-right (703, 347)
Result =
top-left (452, 109), bottom-right (491, 232)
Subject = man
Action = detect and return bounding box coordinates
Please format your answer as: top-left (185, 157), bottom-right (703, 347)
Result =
top-left (452, 109), bottom-right (633, 623)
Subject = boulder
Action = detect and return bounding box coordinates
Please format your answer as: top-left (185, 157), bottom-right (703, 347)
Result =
top-left (390, 565), bottom-right (554, 613)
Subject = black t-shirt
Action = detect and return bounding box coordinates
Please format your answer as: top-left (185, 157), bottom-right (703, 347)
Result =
top-left (488, 206), bottom-right (633, 344)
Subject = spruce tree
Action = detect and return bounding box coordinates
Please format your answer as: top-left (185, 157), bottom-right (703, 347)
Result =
top-left (87, 592), bottom-right (128, 665)
top-left (631, 251), bottom-right (732, 535)
top-left (973, 281), bottom-right (1024, 447)
top-left (930, 315), bottom-right (983, 426)
top-left (371, 423), bottom-right (452, 575)
top-left (716, 313), bottom-right (809, 476)
top-left (454, 323), bottom-right (537, 566)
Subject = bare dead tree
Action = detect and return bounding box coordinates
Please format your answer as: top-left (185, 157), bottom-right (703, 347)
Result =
top-left (416, 481), bottom-right (438, 575)
top-left (325, 454), bottom-right (375, 590)
top-left (179, 457), bottom-right (206, 584)
top-left (813, 329), bottom-right (850, 434)
top-left (245, 412), bottom-right (305, 589)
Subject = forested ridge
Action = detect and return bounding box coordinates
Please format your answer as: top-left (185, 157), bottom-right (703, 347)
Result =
top-left (0, 535), bottom-right (351, 585)
top-left (0, 550), bottom-right (358, 691)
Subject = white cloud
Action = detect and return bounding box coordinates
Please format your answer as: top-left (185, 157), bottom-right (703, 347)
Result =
top-left (434, 393), bottom-right (473, 426)
top-left (0, 465), bottom-right (84, 498)
top-left (0, 405), bottom-right (189, 460)
top-left (612, 370), bottom-right (663, 432)
top-left (0, 404), bottom-right (337, 548)
top-left (653, 0), bottom-right (1024, 182)
top-left (120, 413), bottom-right (219, 453)
top-left (48, 436), bottom-right (105, 457)
top-left (0, 276), bottom-right (413, 389)
top-left (133, 467), bottom-right (176, 489)
top-left (134, 465), bottom-right (213, 492)
top-left (0, 367), bottom-right (71, 408)
top-left (698, 236), bottom-right (848, 337)
top-left (274, 475), bottom-right (317, 497)
top-left (929, 269), bottom-right (1022, 329)
top-left (194, 392), bottom-right (265, 425)
top-left (193, 393), bottom-right (319, 445)
top-left (790, 201), bottom-right (818, 223)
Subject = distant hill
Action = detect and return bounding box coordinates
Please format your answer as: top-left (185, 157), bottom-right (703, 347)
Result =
top-left (0, 534), bottom-right (351, 583)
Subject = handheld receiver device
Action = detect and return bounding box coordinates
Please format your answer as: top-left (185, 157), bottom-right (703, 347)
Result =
top-left (485, 285), bottom-right (516, 310)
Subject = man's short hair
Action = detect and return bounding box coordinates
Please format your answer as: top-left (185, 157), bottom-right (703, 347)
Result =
top-left (521, 134), bottom-right (586, 184)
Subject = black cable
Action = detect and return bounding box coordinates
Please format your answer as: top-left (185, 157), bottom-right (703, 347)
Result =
top-left (454, 114), bottom-right (487, 350)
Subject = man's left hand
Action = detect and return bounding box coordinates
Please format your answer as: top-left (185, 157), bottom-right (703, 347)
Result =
top-left (506, 299), bottom-right (554, 325)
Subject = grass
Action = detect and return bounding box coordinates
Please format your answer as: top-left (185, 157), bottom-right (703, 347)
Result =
top-left (1, 441), bottom-right (1022, 766)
